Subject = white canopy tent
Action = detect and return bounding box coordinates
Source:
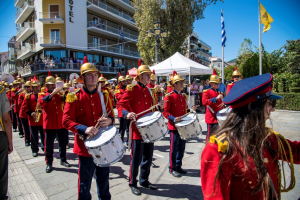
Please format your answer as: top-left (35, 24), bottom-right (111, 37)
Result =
top-left (150, 52), bottom-right (213, 103)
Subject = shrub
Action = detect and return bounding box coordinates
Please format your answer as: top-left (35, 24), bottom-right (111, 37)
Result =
top-left (275, 93), bottom-right (300, 111)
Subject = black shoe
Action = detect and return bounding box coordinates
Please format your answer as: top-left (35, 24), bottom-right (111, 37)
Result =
top-left (66, 145), bottom-right (70, 149)
top-left (177, 167), bottom-right (187, 174)
top-left (46, 164), bottom-right (53, 173)
top-left (140, 182), bottom-right (157, 190)
top-left (25, 143), bottom-right (30, 146)
top-left (14, 129), bottom-right (17, 132)
top-left (41, 148), bottom-right (44, 152)
top-left (19, 135), bottom-right (23, 138)
top-left (169, 170), bottom-right (182, 178)
top-left (130, 186), bottom-right (141, 195)
top-left (32, 152), bottom-right (38, 157)
top-left (60, 161), bottom-right (71, 167)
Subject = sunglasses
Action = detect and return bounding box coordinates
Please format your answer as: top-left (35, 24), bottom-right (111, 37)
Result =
top-left (233, 76), bottom-right (240, 78)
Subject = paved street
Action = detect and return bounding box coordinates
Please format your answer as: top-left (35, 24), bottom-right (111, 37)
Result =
top-left (7, 109), bottom-right (300, 200)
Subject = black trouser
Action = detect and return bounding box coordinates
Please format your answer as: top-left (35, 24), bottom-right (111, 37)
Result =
top-left (21, 118), bottom-right (30, 144)
top-left (30, 126), bottom-right (45, 153)
top-left (12, 111), bottom-right (17, 130)
top-left (45, 129), bottom-right (67, 165)
top-left (206, 123), bottom-right (218, 142)
top-left (65, 129), bottom-right (69, 145)
top-left (118, 117), bottom-right (128, 142)
top-left (16, 113), bottom-right (23, 136)
top-left (169, 130), bottom-right (186, 172)
top-left (126, 119), bottom-right (130, 143)
top-left (0, 131), bottom-right (8, 200)
top-left (129, 140), bottom-right (154, 187)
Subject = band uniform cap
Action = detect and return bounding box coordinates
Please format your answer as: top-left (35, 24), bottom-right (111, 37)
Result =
top-left (223, 73), bottom-right (282, 108)
top-left (98, 74), bottom-right (106, 82)
top-left (9, 83), bottom-right (13, 86)
top-left (13, 80), bottom-right (18, 84)
top-left (137, 65), bottom-right (151, 75)
top-left (63, 83), bottom-right (70, 88)
top-left (55, 75), bottom-right (62, 82)
top-left (31, 80), bottom-right (41, 86)
top-left (78, 63), bottom-right (100, 83)
top-left (150, 70), bottom-right (156, 81)
top-left (232, 66), bottom-right (242, 80)
top-left (24, 81), bottom-right (32, 87)
top-left (209, 69), bottom-right (219, 83)
top-left (105, 80), bottom-right (109, 85)
top-left (173, 74), bottom-right (185, 84)
top-left (4, 82), bottom-right (9, 86)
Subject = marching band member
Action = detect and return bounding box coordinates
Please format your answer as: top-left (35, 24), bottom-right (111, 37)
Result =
top-left (226, 66), bottom-right (242, 95)
top-left (201, 73), bottom-right (300, 200)
top-left (147, 70), bottom-right (162, 102)
top-left (166, 73), bottom-right (174, 93)
top-left (19, 80), bottom-right (32, 146)
top-left (11, 76), bottom-right (24, 138)
top-left (126, 71), bottom-right (133, 85)
top-left (117, 65), bottom-right (164, 195)
top-left (4, 82), bottom-right (12, 121)
top-left (63, 62), bottom-right (114, 200)
top-left (10, 81), bottom-right (18, 132)
top-left (73, 76), bottom-right (79, 90)
top-left (63, 79), bottom-right (71, 149)
top-left (99, 74), bottom-right (115, 107)
top-left (38, 71), bottom-right (70, 173)
top-left (163, 71), bottom-right (197, 178)
top-left (23, 76), bottom-right (45, 157)
top-left (202, 69), bottom-right (224, 142)
top-left (115, 74), bottom-right (128, 143)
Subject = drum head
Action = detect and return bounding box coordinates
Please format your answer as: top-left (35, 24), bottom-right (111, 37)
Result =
top-left (85, 126), bottom-right (117, 148)
top-left (176, 113), bottom-right (197, 126)
top-left (217, 107), bottom-right (232, 121)
top-left (136, 111), bottom-right (161, 127)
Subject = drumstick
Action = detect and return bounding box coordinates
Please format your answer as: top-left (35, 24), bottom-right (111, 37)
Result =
top-left (88, 110), bottom-right (112, 140)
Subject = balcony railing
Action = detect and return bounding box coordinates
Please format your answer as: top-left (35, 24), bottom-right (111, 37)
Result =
top-left (39, 12), bottom-right (64, 20)
top-left (15, 1), bottom-right (34, 20)
top-left (87, 21), bottom-right (138, 40)
top-left (40, 37), bottom-right (65, 45)
top-left (120, 0), bottom-right (133, 7)
top-left (87, 0), bottom-right (135, 24)
top-left (88, 42), bottom-right (140, 58)
top-left (16, 22), bottom-right (34, 39)
top-left (197, 48), bottom-right (212, 56)
top-left (17, 43), bottom-right (35, 57)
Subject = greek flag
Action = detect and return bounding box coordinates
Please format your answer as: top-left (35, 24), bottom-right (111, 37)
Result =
top-left (120, 28), bottom-right (125, 46)
top-left (221, 10), bottom-right (226, 47)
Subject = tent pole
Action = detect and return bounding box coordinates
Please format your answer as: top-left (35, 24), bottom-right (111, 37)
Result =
top-left (189, 67), bottom-right (191, 104)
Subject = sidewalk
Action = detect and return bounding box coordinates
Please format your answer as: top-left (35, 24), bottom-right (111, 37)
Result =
top-left (7, 110), bottom-right (300, 200)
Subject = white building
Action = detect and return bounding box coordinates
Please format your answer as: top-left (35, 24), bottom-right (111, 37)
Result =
top-left (209, 56), bottom-right (229, 70)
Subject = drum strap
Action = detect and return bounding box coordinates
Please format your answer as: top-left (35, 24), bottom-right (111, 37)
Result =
top-left (146, 86), bottom-right (157, 107)
top-left (97, 85), bottom-right (107, 116)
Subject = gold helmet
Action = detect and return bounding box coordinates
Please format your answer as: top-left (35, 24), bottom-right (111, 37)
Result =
top-left (105, 80), bottom-right (109, 85)
top-left (172, 71), bottom-right (185, 84)
top-left (4, 81), bottom-right (9, 86)
top-left (98, 74), bottom-right (106, 82)
top-left (118, 72), bottom-right (126, 82)
top-left (63, 79), bottom-right (70, 89)
top-left (24, 80), bottom-right (32, 87)
top-left (16, 74), bottom-right (22, 84)
top-left (68, 80), bottom-right (72, 85)
top-left (125, 71), bottom-right (132, 80)
top-left (73, 76), bottom-right (78, 84)
top-left (55, 74), bottom-right (62, 82)
top-left (77, 57), bottom-right (100, 83)
top-left (9, 83), bottom-right (13, 86)
top-left (150, 70), bottom-right (156, 81)
top-left (13, 80), bottom-right (18, 85)
top-left (209, 69), bottom-right (219, 83)
top-left (137, 65), bottom-right (151, 76)
top-left (45, 71), bottom-right (56, 85)
top-left (31, 75), bottom-right (41, 87)
top-left (231, 66), bottom-right (242, 80)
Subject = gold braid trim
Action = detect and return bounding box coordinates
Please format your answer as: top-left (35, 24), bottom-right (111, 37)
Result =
top-left (66, 92), bottom-right (78, 103)
top-left (267, 128), bottom-right (295, 198)
top-left (0, 86), bottom-right (4, 94)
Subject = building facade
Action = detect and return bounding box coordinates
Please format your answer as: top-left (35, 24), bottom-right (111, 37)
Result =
top-left (209, 56), bottom-right (229, 71)
top-left (15, 0), bottom-right (139, 83)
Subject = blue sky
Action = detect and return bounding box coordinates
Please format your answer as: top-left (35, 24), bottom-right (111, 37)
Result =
top-left (0, 0), bottom-right (299, 61)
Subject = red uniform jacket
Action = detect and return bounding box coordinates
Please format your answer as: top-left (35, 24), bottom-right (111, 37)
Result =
top-left (115, 87), bottom-right (126, 118)
top-left (23, 93), bottom-right (43, 126)
top-left (167, 85), bottom-right (173, 93)
top-left (11, 88), bottom-right (20, 113)
top-left (38, 92), bottom-right (64, 130)
top-left (117, 83), bottom-right (156, 140)
top-left (18, 93), bottom-right (28, 119)
top-left (163, 90), bottom-right (188, 130)
top-left (201, 130), bottom-right (300, 200)
top-left (226, 82), bottom-right (235, 95)
top-left (202, 88), bottom-right (224, 124)
top-left (63, 87), bottom-right (115, 157)
top-left (6, 90), bottom-right (12, 106)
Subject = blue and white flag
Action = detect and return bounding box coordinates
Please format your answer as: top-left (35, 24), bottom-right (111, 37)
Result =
top-left (120, 28), bottom-right (125, 46)
top-left (221, 10), bottom-right (226, 47)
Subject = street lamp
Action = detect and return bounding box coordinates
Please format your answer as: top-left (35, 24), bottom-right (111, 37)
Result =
top-left (148, 21), bottom-right (167, 64)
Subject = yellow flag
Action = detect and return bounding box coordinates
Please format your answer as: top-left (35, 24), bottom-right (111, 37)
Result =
top-left (260, 3), bottom-right (274, 33)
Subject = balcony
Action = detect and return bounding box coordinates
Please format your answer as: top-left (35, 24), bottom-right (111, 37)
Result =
top-left (15, 0), bottom-right (25, 8)
top-left (16, 22), bottom-right (35, 42)
top-left (17, 43), bottom-right (36, 60)
top-left (88, 42), bottom-right (140, 59)
top-left (198, 39), bottom-right (211, 50)
top-left (40, 37), bottom-right (65, 48)
top-left (15, 1), bottom-right (34, 24)
top-left (108, 0), bottom-right (134, 13)
top-left (87, 21), bottom-right (138, 42)
top-left (87, 0), bottom-right (136, 29)
top-left (197, 48), bottom-right (212, 57)
top-left (39, 12), bottom-right (64, 24)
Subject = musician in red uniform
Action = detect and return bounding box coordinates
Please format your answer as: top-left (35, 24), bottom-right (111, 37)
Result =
top-left (63, 62), bottom-right (114, 200)
top-left (98, 73), bottom-right (115, 107)
top-left (226, 66), bottom-right (242, 95)
top-left (202, 69), bottom-right (224, 142)
top-left (126, 71), bottom-right (133, 85)
top-left (166, 73), bottom-right (174, 93)
top-left (163, 71), bottom-right (197, 178)
top-left (11, 76), bottom-right (24, 138)
top-left (23, 76), bottom-right (45, 157)
top-left (38, 71), bottom-right (70, 173)
top-left (4, 82), bottom-right (12, 121)
top-left (18, 80), bottom-right (32, 146)
top-left (117, 65), bottom-right (164, 195)
top-left (201, 73), bottom-right (300, 200)
top-left (147, 70), bottom-right (162, 102)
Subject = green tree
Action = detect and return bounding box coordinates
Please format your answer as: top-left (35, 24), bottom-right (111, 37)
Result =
top-left (284, 39), bottom-right (300, 74)
top-left (236, 38), bottom-right (254, 66)
top-left (132, 0), bottom-right (223, 65)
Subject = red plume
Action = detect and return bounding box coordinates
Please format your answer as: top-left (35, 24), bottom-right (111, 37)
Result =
top-left (83, 56), bottom-right (88, 64)
top-left (33, 75), bottom-right (37, 81)
top-left (212, 69), bottom-right (217, 75)
top-left (152, 70), bottom-right (155, 75)
top-left (19, 74), bottom-right (21, 78)
top-left (48, 71), bottom-right (52, 76)
top-left (127, 71), bottom-right (129, 75)
top-left (138, 59), bottom-right (142, 67)
top-left (235, 66), bottom-right (238, 71)
top-left (172, 70), bottom-right (177, 77)
top-left (100, 74), bottom-right (103, 77)
top-left (119, 72), bottom-right (121, 77)
top-left (105, 77), bottom-right (107, 80)
top-left (29, 78), bottom-right (31, 81)
top-left (55, 74), bottom-right (58, 78)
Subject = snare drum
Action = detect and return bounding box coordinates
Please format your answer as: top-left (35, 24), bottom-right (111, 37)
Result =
top-left (175, 113), bottom-right (202, 140)
top-left (216, 107), bottom-right (232, 125)
top-left (136, 111), bottom-right (168, 143)
top-left (84, 126), bottom-right (125, 167)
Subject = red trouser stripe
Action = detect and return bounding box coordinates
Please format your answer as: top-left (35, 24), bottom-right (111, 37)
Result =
top-left (169, 131), bottom-right (173, 172)
top-left (129, 141), bottom-right (134, 184)
top-left (44, 130), bottom-right (47, 163)
top-left (77, 157), bottom-right (81, 200)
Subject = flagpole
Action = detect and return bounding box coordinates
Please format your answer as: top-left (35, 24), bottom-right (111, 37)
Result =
top-left (221, 9), bottom-right (225, 83)
top-left (259, 0), bottom-right (262, 75)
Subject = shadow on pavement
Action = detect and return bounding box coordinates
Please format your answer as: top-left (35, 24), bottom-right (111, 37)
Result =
top-left (109, 166), bottom-right (128, 180)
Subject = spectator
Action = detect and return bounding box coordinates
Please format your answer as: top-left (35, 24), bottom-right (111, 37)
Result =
top-left (204, 79), bottom-right (210, 90)
top-left (190, 80), bottom-right (199, 105)
top-left (198, 80), bottom-right (205, 110)
top-left (218, 77), bottom-right (227, 94)
top-left (108, 62), bottom-right (111, 67)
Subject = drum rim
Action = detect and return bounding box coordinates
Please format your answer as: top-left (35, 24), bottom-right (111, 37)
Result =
top-left (178, 124), bottom-right (202, 140)
top-left (94, 146), bottom-right (126, 167)
top-left (175, 113), bottom-right (198, 127)
top-left (84, 126), bottom-right (118, 148)
top-left (136, 112), bottom-right (163, 128)
top-left (142, 128), bottom-right (168, 143)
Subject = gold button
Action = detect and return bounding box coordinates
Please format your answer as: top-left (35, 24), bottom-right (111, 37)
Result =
top-left (81, 109), bottom-right (82, 111)
top-left (90, 95), bottom-right (92, 97)
top-left (56, 107), bottom-right (57, 109)
top-left (138, 102), bottom-right (140, 103)
top-left (94, 120), bottom-right (96, 122)
top-left (53, 97), bottom-right (55, 99)
top-left (248, 181), bottom-right (252, 184)
top-left (263, 158), bottom-right (268, 163)
top-left (175, 104), bottom-right (176, 106)
top-left (92, 104), bottom-right (94, 106)
top-left (144, 95), bottom-right (146, 97)
top-left (93, 112), bottom-right (95, 114)
top-left (181, 100), bottom-right (182, 101)
top-left (145, 102), bottom-right (147, 104)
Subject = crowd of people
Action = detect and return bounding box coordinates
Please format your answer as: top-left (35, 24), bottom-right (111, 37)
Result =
top-left (0, 58), bottom-right (299, 200)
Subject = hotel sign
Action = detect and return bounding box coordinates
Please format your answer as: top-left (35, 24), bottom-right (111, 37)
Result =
top-left (69, 0), bottom-right (74, 23)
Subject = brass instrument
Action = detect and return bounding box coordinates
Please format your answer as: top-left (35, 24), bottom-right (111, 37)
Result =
top-left (34, 102), bottom-right (43, 123)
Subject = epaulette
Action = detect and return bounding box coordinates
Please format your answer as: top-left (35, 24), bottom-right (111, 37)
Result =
top-left (126, 84), bottom-right (137, 91)
top-left (25, 93), bottom-right (32, 99)
top-left (209, 133), bottom-right (227, 153)
top-left (11, 88), bottom-right (16, 92)
top-left (115, 89), bottom-right (120, 94)
top-left (6, 89), bottom-right (10, 93)
top-left (203, 89), bottom-right (208, 93)
top-left (102, 90), bottom-right (108, 95)
top-left (66, 92), bottom-right (78, 103)
top-left (228, 83), bottom-right (233, 85)
top-left (182, 93), bottom-right (188, 100)
top-left (165, 91), bottom-right (173, 97)
top-left (0, 86), bottom-right (4, 94)
top-left (115, 85), bottom-right (119, 89)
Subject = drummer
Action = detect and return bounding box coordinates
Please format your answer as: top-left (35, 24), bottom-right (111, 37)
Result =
top-left (117, 65), bottom-right (164, 195)
top-left (202, 69), bottom-right (225, 142)
top-left (63, 59), bottom-right (114, 199)
top-left (166, 72), bottom-right (174, 93)
top-left (226, 66), bottom-right (242, 95)
top-left (163, 71), bottom-right (197, 178)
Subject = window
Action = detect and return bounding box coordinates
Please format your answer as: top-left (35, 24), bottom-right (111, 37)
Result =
top-left (50, 29), bottom-right (60, 44)
top-left (49, 5), bottom-right (59, 18)
top-left (45, 50), bottom-right (66, 59)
